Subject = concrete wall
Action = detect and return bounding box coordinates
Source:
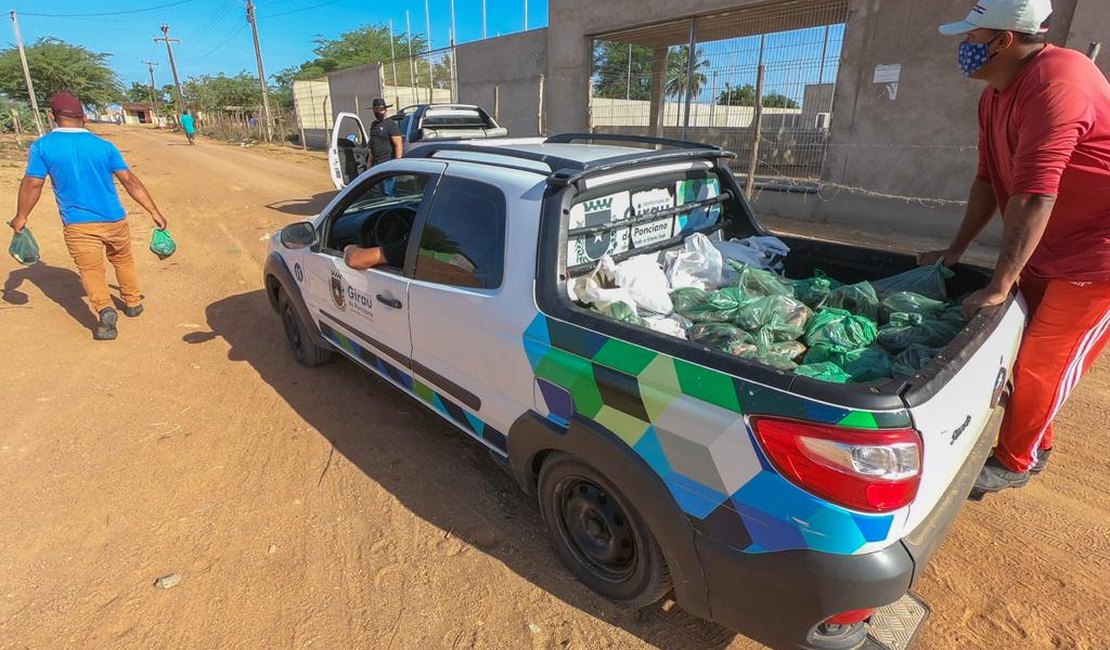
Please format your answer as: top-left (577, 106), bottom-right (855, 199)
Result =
top-left (457, 29), bottom-right (548, 136)
top-left (326, 63), bottom-right (385, 117)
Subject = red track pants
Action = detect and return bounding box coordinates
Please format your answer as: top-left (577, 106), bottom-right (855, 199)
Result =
top-left (994, 275), bottom-right (1110, 472)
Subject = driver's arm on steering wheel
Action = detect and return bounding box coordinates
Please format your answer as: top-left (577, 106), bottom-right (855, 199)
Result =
top-left (343, 244), bottom-right (387, 271)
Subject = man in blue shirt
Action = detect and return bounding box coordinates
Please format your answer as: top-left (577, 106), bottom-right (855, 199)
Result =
top-left (10, 93), bottom-right (169, 340)
top-left (180, 110), bottom-right (196, 145)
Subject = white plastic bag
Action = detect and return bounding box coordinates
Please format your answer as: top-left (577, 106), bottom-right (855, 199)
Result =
top-left (570, 257), bottom-right (637, 309)
top-left (664, 233), bottom-right (725, 290)
top-left (613, 254), bottom-right (673, 315)
top-left (714, 236), bottom-right (790, 272)
top-left (643, 314), bottom-right (690, 340)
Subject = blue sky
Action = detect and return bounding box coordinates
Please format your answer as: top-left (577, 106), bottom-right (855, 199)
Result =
top-left (9, 0), bottom-right (548, 86)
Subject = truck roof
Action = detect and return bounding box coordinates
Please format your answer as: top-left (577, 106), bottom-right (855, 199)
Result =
top-left (407, 133), bottom-right (733, 186)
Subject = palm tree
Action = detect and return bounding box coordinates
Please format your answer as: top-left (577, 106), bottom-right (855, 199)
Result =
top-left (665, 46), bottom-right (709, 126)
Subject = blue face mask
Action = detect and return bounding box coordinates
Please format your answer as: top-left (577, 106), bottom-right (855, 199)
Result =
top-left (958, 34), bottom-right (1003, 76)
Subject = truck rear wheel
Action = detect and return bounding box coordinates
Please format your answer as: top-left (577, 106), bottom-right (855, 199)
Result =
top-left (278, 288), bottom-right (332, 367)
top-left (538, 452), bottom-right (671, 608)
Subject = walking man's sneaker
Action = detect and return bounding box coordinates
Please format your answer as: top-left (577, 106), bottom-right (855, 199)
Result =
top-left (970, 456), bottom-right (1030, 499)
top-left (95, 307), bottom-right (118, 341)
top-left (1030, 447), bottom-right (1053, 475)
top-left (123, 304), bottom-right (144, 318)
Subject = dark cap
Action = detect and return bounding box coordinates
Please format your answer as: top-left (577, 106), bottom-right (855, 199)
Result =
top-left (49, 93), bottom-right (84, 119)
top-left (370, 98), bottom-right (391, 109)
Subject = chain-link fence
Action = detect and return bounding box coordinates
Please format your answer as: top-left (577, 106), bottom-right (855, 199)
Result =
top-left (381, 45), bottom-right (457, 108)
top-left (590, 0), bottom-right (849, 182)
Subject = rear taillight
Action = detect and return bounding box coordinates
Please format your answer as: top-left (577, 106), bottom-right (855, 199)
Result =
top-left (750, 417), bottom-right (922, 513)
top-left (826, 608), bottom-right (876, 625)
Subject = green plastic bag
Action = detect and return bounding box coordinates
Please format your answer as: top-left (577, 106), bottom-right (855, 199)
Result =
top-left (8, 225), bottom-right (40, 265)
top-left (877, 312), bottom-right (965, 354)
top-left (805, 344), bottom-right (894, 382)
top-left (671, 287), bottom-right (752, 323)
top-left (733, 295), bottom-right (812, 337)
top-left (790, 270), bottom-right (841, 310)
top-left (880, 291), bottom-right (948, 322)
top-left (727, 261), bottom-right (793, 298)
top-left (600, 301), bottom-right (645, 326)
top-left (795, 362), bottom-right (852, 384)
top-left (826, 281), bottom-right (880, 322)
top-left (871, 262), bottom-right (954, 301)
top-left (892, 344), bottom-right (941, 379)
top-left (689, 323), bottom-right (754, 354)
top-left (805, 308), bottom-right (879, 350)
top-left (150, 228), bottom-right (177, 260)
top-left (734, 338), bottom-right (805, 371)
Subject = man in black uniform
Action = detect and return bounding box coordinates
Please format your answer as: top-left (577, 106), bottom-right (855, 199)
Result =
top-left (366, 98), bottom-right (403, 167)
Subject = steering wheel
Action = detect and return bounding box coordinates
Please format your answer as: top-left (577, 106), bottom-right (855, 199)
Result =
top-left (370, 207), bottom-right (416, 265)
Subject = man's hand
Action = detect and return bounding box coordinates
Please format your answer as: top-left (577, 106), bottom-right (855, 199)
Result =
top-left (961, 286), bottom-right (1010, 320)
top-left (917, 248), bottom-right (962, 267)
top-left (152, 213), bottom-right (168, 230)
top-left (9, 215), bottom-right (27, 233)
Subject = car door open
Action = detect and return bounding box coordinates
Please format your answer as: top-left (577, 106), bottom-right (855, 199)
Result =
top-left (328, 112), bottom-right (369, 190)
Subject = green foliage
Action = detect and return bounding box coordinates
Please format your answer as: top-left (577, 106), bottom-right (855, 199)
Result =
top-left (182, 72), bottom-right (262, 113)
top-left (124, 81), bottom-right (165, 105)
top-left (0, 97), bottom-right (36, 133)
top-left (591, 41), bottom-right (654, 100)
top-left (717, 84), bottom-right (799, 109)
top-left (0, 38), bottom-right (121, 108)
top-left (664, 46), bottom-right (708, 100)
top-left (273, 23), bottom-right (427, 89)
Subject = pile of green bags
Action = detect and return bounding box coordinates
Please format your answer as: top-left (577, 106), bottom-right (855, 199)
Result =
top-left (676, 261), bottom-right (966, 382)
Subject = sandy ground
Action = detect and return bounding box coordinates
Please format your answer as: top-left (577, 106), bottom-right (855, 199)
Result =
top-left (0, 126), bottom-right (1106, 650)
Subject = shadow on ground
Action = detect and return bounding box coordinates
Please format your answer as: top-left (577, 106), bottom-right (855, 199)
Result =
top-left (2, 262), bottom-right (97, 332)
top-left (265, 191), bottom-right (337, 217)
top-left (188, 289), bottom-right (738, 650)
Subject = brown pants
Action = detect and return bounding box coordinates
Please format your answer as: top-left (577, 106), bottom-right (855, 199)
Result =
top-left (62, 220), bottom-right (141, 313)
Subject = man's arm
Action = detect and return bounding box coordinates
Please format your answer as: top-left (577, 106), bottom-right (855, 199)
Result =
top-left (919, 178), bottom-right (998, 266)
top-left (344, 245), bottom-right (387, 270)
top-left (10, 176), bottom-right (46, 232)
top-left (961, 193), bottom-right (1056, 318)
top-left (114, 169), bottom-right (168, 229)
top-left (391, 134), bottom-right (403, 160)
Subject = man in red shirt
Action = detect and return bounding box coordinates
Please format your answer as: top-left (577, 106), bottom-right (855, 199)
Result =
top-left (926, 0), bottom-right (1110, 495)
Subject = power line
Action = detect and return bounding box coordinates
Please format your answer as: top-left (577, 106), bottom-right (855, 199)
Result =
top-left (258, 0), bottom-right (344, 19)
top-left (21, 0), bottom-right (205, 18)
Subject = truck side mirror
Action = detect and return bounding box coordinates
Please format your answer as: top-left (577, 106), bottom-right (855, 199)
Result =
top-left (280, 222), bottom-right (317, 250)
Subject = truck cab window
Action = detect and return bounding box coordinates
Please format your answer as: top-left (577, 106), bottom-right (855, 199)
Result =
top-left (324, 173), bottom-right (430, 269)
top-left (414, 176), bottom-right (506, 289)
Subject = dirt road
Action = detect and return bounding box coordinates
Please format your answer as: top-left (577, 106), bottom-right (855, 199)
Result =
top-left (1, 126), bottom-right (1106, 650)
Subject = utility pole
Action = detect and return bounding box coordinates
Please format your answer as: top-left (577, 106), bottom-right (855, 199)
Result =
top-left (142, 60), bottom-right (160, 119)
top-left (450, 0), bottom-right (456, 49)
top-left (154, 24), bottom-right (185, 122)
top-left (9, 11), bottom-right (43, 135)
top-left (245, 0), bottom-right (274, 142)
top-left (482, 0), bottom-right (486, 39)
top-left (524, 0), bottom-right (528, 31)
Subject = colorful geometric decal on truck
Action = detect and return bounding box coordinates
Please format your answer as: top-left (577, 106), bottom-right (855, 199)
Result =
top-left (523, 314), bottom-right (909, 556)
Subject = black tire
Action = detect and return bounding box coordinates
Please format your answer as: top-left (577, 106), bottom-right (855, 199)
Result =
top-left (538, 452), bottom-right (672, 608)
top-left (278, 288), bottom-right (332, 367)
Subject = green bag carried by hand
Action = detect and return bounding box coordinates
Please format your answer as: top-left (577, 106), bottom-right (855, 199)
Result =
top-left (150, 228), bottom-right (177, 260)
top-left (8, 225), bottom-right (40, 265)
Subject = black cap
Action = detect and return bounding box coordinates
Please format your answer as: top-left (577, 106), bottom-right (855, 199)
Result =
top-left (370, 98), bottom-right (391, 109)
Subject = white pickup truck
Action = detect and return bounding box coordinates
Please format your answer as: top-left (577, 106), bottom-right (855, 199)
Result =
top-left (266, 134), bottom-right (1026, 650)
top-left (328, 103), bottom-right (508, 190)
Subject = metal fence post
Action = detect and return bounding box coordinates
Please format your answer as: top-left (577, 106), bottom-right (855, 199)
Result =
top-left (682, 18), bottom-right (698, 140)
top-left (745, 63), bottom-right (765, 199)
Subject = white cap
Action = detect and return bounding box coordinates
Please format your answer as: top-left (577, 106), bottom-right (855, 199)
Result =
top-left (938, 0), bottom-right (1053, 36)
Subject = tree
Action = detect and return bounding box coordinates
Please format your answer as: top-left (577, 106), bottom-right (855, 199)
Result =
top-left (183, 72), bottom-right (262, 114)
top-left (717, 84), bottom-right (756, 106)
top-left (591, 41), bottom-right (654, 100)
top-left (124, 81), bottom-right (161, 105)
top-left (762, 93), bottom-right (799, 109)
top-left (664, 46), bottom-right (708, 100)
top-left (0, 38), bottom-right (121, 108)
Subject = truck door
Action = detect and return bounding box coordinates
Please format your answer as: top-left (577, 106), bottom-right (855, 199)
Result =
top-left (328, 112), bottom-right (368, 190)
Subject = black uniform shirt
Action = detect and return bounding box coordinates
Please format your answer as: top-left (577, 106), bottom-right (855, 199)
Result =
top-left (369, 117), bottom-right (401, 165)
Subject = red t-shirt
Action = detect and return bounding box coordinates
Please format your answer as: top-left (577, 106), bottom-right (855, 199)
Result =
top-left (977, 45), bottom-right (1110, 282)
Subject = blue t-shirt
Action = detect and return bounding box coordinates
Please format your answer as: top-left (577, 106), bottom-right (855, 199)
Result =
top-left (180, 114), bottom-right (196, 133)
top-left (25, 128), bottom-right (129, 226)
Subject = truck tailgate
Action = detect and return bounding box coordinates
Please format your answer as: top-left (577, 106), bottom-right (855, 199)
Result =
top-left (901, 298), bottom-right (1027, 533)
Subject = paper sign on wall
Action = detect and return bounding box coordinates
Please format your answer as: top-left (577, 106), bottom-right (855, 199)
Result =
top-left (873, 64), bottom-right (901, 83)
